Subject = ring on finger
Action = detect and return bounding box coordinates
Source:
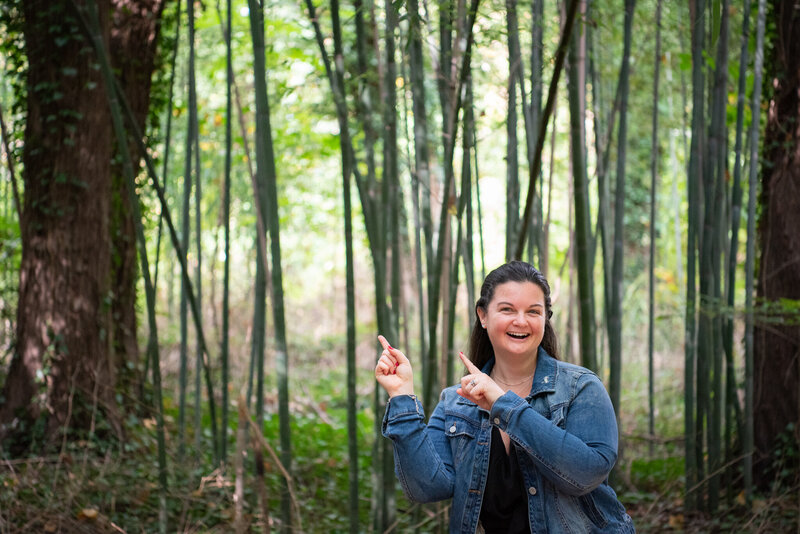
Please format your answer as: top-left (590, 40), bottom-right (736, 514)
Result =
top-left (469, 378), bottom-right (477, 387)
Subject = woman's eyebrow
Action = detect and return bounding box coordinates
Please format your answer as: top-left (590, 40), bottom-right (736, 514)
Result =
top-left (495, 301), bottom-right (544, 308)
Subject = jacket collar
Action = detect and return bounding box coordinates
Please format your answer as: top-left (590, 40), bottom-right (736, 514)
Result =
top-left (529, 346), bottom-right (558, 397)
top-left (479, 346), bottom-right (558, 398)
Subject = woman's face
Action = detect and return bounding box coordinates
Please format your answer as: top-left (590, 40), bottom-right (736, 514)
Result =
top-left (476, 281), bottom-right (546, 359)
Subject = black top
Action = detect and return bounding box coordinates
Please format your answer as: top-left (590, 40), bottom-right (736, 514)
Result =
top-left (479, 426), bottom-right (531, 534)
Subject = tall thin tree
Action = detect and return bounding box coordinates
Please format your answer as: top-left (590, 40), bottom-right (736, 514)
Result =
top-left (703, 0), bottom-right (730, 510)
top-left (685, 0), bottom-right (706, 510)
top-left (220, 0), bottom-right (233, 465)
top-left (406, 0), bottom-right (431, 381)
top-left (608, 0), bottom-right (636, 420)
top-left (745, 0), bottom-right (767, 500)
top-left (529, 0), bottom-right (545, 268)
top-left (648, 0), bottom-right (663, 451)
top-left (325, 3), bottom-right (361, 529)
top-left (248, 1), bottom-right (293, 529)
top-left (567, 9), bottom-right (596, 372)
top-left (723, 0), bottom-right (751, 493)
top-left (330, 2), bottom-right (360, 527)
top-left (179, 0), bottom-right (196, 457)
top-left (514, 0), bottom-right (580, 258)
top-left (192, 0), bottom-right (204, 452)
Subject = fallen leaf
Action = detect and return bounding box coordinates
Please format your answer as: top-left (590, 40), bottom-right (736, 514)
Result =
top-left (78, 507), bottom-right (99, 520)
top-left (753, 498), bottom-right (766, 514)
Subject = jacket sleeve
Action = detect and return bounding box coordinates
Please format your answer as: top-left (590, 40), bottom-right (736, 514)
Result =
top-left (381, 393), bottom-right (455, 503)
top-left (490, 373), bottom-right (618, 496)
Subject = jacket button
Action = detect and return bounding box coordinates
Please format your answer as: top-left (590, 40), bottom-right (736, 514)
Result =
top-left (493, 417), bottom-right (500, 425)
top-left (528, 486), bottom-right (537, 495)
top-left (449, 425), bottom-right (457, 433)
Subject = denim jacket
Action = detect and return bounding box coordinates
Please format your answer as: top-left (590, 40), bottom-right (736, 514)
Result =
top-left (382, 348), bottom-right (635, 533)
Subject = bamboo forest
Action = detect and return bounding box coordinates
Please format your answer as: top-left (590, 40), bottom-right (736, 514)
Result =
top-left (1, 0), bottom-right (799, 532)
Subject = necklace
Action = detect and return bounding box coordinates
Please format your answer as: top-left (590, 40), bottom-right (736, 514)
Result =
top-left (491, 371), bottom-right (535, 387)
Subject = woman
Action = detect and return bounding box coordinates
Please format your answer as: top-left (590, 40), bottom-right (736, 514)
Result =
top-left (375, 261), bottom-right (634, 533)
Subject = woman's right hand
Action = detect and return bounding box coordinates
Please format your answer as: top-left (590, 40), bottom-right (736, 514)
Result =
top-left (375, 335), bottom-right (414, 398)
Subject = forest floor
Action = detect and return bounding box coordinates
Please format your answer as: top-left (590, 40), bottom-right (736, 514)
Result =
top-left (2, 402), bottom-right (798, 533)
top-left (2, 341), bottom-right (798, 533)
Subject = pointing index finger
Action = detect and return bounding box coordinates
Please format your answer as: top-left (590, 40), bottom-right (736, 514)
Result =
top-left (377, 335), bottom-right (391, 352)
top-left (459, 351), bottom-right (480, 373)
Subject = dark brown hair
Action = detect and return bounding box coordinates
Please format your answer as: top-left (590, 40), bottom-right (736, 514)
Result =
top-left (467, 261), bottom-right (559, 370)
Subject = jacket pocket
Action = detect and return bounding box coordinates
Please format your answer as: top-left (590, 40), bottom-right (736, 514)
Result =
top-left (578, 492), bottom-right (608, 529)
top-left (444, 415), bottom-right (478, 465)
top-left (555, 491), bottom-right (609, 532)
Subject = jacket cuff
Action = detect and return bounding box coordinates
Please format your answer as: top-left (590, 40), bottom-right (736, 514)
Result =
top-left (381, 395), bottom-right (424, 434)
top-left (489, 391), bottom-right (527, 428)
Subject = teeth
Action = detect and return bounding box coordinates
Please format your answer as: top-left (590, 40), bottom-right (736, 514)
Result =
top-left (508, 333), bottom-right (529, 338)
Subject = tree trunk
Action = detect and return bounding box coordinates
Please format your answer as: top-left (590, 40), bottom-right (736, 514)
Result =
top-left (406, 0), bottom-right (430, 380)
top-left (567, 11), bottom-right (596, 371)
top-left (248, 1), bottom-right (293, 527)
top-left (108, 0), bottom-right (166, 410)
top-left (684, 0), bottom-right (705, 509)
top-left (505, 0), bottom-right (521, 260)
top-left (753, 0), bottom-right (800, 489)
top-left (725, 0), bottom-right (751, 498)
top-left (221, 0), bottom-right (232, 466)
top-left (609, 0), bottom-right (635, 418)
top-left (529, 0), bottom-right (544, 268)
top-left (1, 0), bottom-right (119, 448)
top-left (515, 0), bottom-right (579, 259)
top-left (695, 0), bottom-right (730, 511)
top-left (648, 0), bottom-right (663, 452)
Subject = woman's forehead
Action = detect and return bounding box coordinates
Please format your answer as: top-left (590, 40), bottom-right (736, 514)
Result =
top-left (490, 281), bottom-right (545, 304)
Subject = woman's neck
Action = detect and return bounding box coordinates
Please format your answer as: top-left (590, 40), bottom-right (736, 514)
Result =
top-left (491, 350), bottom-right (538, 383)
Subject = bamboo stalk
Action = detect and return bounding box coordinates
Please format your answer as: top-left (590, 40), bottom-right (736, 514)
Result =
top-left (567, 10), bottom-right (597, 371)
top-left (234, 401), bottom-right (247, 533)
top-left (514, 0), bottom-right (579, 259)
top-left (247, 2), bottom-right (293, 529)
top-left (189, 0), bottom-right (205, 455)
top-left (608, 0), bottom-right (636, 421)
top-left (705, 0), bottom-right (730, 511)
top-left (648, 0), bottom-right (663, 456)
top-left (685, 0), bottom-right (706, 511)
top-left (744, 0), bottom-right (767, 505)
top-left (220, 0), bottom-right (233, 466)
top-left (330, 1), bottom-right (360, 530)
top-left (723, 0), bottom-right (752, 494)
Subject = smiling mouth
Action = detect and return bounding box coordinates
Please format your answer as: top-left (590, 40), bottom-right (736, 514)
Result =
top-left (507, 332), bottom-right (530, 339)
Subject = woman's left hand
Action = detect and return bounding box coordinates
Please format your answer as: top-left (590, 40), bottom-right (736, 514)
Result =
top-left (457, 352), bottom-right (505, 411)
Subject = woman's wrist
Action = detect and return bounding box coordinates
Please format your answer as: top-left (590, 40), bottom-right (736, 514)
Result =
top-left (485, 385), bottom-right (505, 408)
top-left (388, 387), bottom-right (415, 399)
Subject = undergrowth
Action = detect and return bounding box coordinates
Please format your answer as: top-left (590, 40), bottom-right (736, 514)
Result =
top-left (1, 373), bottom-right (798, 533)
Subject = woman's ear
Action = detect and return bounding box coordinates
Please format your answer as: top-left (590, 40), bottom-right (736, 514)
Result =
top-left (476, 307), bottom-right (487, 327)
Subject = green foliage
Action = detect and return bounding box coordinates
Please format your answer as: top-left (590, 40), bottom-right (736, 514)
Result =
top-left (770, 423), bottom-right (799, 492)
top-left (0, 372), bottom-right (380, 531)
top-left (629, 455), bottom-right (684, 493)
top-left (0, 208), bottom-right (20, 351)
top-left (0, 0), bottom-right (27, 123)
top-left (1, 413), bottom-right (167, 531)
